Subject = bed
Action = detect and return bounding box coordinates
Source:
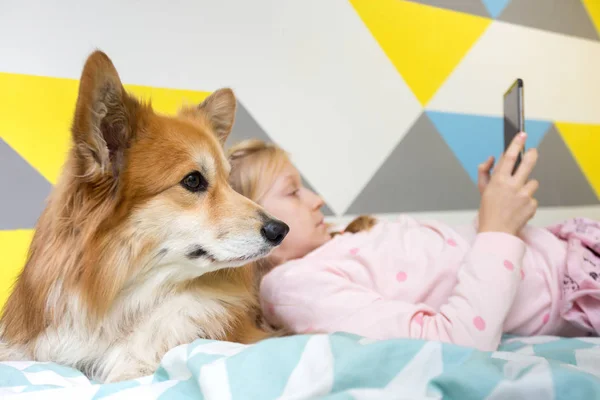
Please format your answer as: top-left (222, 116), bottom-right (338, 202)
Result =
top-left (1, 333), bottom-right (599, 399)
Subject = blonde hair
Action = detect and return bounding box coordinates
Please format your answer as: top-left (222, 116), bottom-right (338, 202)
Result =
top-left (226, 139), bottom-right (293, 304)
top-left (227, 139), bottom-right (291, 204)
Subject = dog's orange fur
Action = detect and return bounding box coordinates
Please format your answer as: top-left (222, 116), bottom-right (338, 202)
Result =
top-left (0, 50), bottom-right (285, 382)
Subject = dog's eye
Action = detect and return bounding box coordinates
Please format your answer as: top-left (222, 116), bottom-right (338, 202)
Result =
top-left (181, 171), bottom-right (208, 192)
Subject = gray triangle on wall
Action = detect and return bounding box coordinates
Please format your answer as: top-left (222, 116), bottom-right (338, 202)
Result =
top-left (345, 113), bottom-right (480, 215)
top-left (531, 125), bottom-right (599, 207)
top-left (498, 0), bottom-right (599, 41)
top-left (225, 100), bottom-right (335, 216)
top-left (226, 100), bottom-right (273, 145)
top-left (405, 0), bottom-right (490, 18)
top-left (0, 138), bottom-right (52, 230)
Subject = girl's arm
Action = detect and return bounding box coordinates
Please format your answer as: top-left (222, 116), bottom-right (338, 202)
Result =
top-left (261, 231), bottom-right (524, 351)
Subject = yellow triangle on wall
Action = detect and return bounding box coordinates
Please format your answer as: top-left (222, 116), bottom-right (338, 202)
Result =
top-left (0, 74), bottom-right (78, 185)
top-left (123, 84), bottom-right (210, 116)
top-left (0, 72), bottom-right (210, 185)
top-left (350, 0), bottom-right (491, 106)
top-left (555, 122), bottom-right (600, 200)
top-left (583, 0), bottom-right (600, 38)
top-left (0, 229), bottom-right (35, 310)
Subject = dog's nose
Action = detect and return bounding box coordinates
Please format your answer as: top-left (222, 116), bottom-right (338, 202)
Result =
top-left (261, 220), bottom-right (289, 246)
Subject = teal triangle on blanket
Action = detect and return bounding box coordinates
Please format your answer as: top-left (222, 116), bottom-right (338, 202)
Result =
top-left (152, 365), bottom-right (170, 383)
top-left (550, 362), bottom-right (600, 400)
top-left (430, 351), bottom-right (507, 400)
top-left (92, 380), bottom-right (141, 399)
top-left (226, 334), bottom-right (311, 400)
top-left (498, 340), bottom-right (529, 353)
top-left (330, 335), bottom-right (428, 391)
top-left (23, 362), bottom-right (84, 378)
top-left (533, 338), bottom-right (597, 366)
top-left (441, 342), bottom-right (476, 367)
top-left (500, 333), bottom-right (521, 341)
top-left (157, 378), bottom-right (201, 400)
top-left (329, 331), bottom-right (365, 341)
top-left (0, 364), bottom-right (31, 386)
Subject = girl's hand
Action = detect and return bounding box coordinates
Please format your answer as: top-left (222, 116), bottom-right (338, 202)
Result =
top-left (478, 132), bottom-right (539, 236)
top-left (477, 155), bottom-right (495, 195)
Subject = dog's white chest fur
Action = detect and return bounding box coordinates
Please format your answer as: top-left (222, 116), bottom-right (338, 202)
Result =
top-left (34, 287), bottom-right (231, 382)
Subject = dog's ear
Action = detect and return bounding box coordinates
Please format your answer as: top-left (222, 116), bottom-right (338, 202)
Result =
top-left (71, 50), bottom-right (140, 181)
top-left (197, 88), bottom-right (237, 146)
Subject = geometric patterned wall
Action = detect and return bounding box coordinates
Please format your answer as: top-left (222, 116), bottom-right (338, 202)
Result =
top-left (1, 0), bottom-right (600, 307)
top-left (346, 113), bottom-right (600, 214)
top-left (347, 0), bottom-right (600, 213)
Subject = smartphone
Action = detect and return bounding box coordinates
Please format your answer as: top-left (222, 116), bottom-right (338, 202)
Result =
top-left (503, 78), bottom-right (524, 174)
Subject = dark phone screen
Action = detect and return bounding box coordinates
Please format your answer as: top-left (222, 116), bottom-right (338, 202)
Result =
top-left (503, 80), bottom-right (524, 173)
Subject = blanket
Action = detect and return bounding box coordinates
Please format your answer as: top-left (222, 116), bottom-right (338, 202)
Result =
top-left (1, 333), bottom-right (600, 399)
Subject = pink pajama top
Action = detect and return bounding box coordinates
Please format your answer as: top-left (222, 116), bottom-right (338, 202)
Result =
top-left (260, 216), bottom-right (585, 351)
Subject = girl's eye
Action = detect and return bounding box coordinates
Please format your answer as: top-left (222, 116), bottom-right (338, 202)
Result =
top-left (289, 189), bottom-right (300, 196)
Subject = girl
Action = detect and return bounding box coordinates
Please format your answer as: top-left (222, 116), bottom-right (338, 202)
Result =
top-left (228, 134), bottom-right (600, 351)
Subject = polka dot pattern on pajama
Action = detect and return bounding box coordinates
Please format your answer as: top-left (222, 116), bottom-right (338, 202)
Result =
top-left (543, 313), bottom-right (550, 324)
top-left (414, 314), bottom-right (424, 326)
top-left (473, 316), bottom-right (486, 331)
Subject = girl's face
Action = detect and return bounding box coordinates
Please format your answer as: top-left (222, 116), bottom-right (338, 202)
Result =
top-left (259, 162), bottom-right (331, 264)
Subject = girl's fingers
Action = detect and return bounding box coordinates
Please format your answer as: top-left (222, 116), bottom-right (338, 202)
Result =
top-left (520, 179), bottom-right (540, 197)
top-left (478, 156), bottom-right (494, 193)
top-left (513, 148), bottom-right (538, 186)
top-left (496, 132), bottom-right (526, 177)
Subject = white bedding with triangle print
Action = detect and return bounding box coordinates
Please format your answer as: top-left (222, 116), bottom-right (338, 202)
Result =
top-left (1, 333), bottom-right (600, 399)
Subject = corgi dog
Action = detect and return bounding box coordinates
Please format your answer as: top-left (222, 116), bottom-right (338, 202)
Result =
top-left (0, 50), bottom-right (290, 383)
